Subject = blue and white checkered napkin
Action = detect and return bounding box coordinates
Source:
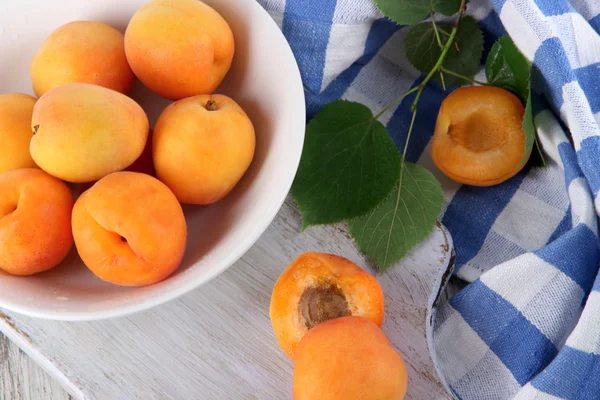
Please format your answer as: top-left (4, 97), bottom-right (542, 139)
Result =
top-left (258, 0), bottom-right (600, 398)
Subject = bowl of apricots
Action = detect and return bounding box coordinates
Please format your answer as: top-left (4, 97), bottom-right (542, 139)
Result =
top-left (0, 0), bottom-right (305, 320)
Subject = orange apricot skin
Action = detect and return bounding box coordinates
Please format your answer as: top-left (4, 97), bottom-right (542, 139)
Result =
top-left (270, 252), bottom-right (385, 358)
top-left (124, 0), bottom-right (235, 100)
top-left (31, 21), bottom-right (135, 97)
top-left (30, 83), bottom-right (149, 183)
top-left (293, 316), bottom-right (408, 400)
top-left (431, 86), bottom-right (529, 187)
top-left (0, 169), bottom-right (74, 276)
top-left (0, 94), bottom-right (38, 174)
top-left (153, 94), bottom-right (255, 205)
top-left (72, 172), bottom-right (187, 286)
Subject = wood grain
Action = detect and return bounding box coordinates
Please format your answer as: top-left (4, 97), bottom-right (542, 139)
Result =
top-left (1, 334), bottom-right (72, 400)
top-left (0, 197), bottom-right (453, 399)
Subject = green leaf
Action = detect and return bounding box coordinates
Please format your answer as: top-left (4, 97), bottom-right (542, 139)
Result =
top-left (348, 162), bottom-right (443, 272)
top-left (432, 0), bottom-right (462, 16)
top-left (291, 101), bottom-right (401, 229)
top-left (404, 16), bottom-right (483, 86)
top-left (374, 0), bottom-right (430, 25)
top-left (521, 84), bottom-right (537, 167)
top-left (485, 36), bottom-right (545, 167)
top-left (485, 36), bottom-right (530, 102)
top-left (374, 0), bottom-right (462, 25)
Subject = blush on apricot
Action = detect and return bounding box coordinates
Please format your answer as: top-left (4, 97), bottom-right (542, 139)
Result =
top-left (431, 85), bottom-right (530, 186)
top-left (270, 252), bottom-right (384, 358)
top-left (124, 0), bottom-right (235, 100)
top-left (293, 316), bottom-right (408, 400)
top-left (72, 171), bottom-right (187, 286)
top-left (31, 21), bottom-right (135, 97)
top-left (0, 169), bottom-right (74, 276)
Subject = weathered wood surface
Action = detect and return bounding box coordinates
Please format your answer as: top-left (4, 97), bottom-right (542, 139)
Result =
top-left (0, 197), bottom-right (453, 399)
top-left (0, 335), bottom-right (72, 400)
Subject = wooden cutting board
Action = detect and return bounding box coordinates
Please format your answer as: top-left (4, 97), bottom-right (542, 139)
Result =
top-left (0, 197), bottom-right (454, 399)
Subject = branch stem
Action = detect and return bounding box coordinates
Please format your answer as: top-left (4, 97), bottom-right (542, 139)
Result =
top-left (409, 0), bottom-right (466, 114)
top-left (373, 86), bottom-right (419, 120)
top-left (430, 12), bottom-right (443, 48)
top-left (439, 67), bottom-right (489, 86)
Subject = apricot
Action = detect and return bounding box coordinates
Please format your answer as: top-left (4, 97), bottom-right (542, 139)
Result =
top-left (72, 172), bottom-right (187, 286)
top-left (153, 94), bottom-right (255, 204)
top-left (124, 0), bottom-right (235, 100)
top-left (293, 316), bottom-right (408, 400)
top-left (0, 169), bottom-right (74, 276)
top-left (0, 94), bottom-right (37, 174)
top-left (30, 83), bottom-right (149, 183)
top-left (126, 129), bottom-right (155, 176)
top-left (31, 21), bottom-right (135, 97)
top-left (431, 86), bottom-right (529, 186)
top-left (270, 252), bottom-right (384, 358)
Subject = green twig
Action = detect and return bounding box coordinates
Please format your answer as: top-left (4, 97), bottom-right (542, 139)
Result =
top-left (401, 108), bottom-right (418, 162)
top-left (430, 12), bottom-right (443, 49)
top-left (439, 28), bottom-right (451, 37)
top-left (373, 86), bottom-right (419, 120)
top-left (439, 69), bottom-right (447, 91)
top-left (410, 0), bottom-right (466, 113)
top-left (439, 67), bottom-right (489, 86)
top-left (534, 136), bottom-right (546, 167)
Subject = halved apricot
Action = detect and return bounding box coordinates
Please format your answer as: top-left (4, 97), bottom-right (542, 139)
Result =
top-left (270, 252), bottom-right (384, 358)
top-left (431, 86), bottom-right (530, 186)
top-left (293, 316), bottom-right (408, 400)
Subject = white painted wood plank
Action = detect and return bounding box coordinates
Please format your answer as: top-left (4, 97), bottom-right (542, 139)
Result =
top-left (1, 334), bottom-right (72, 400)
top-left (0, 197), bottom-right (453, 400)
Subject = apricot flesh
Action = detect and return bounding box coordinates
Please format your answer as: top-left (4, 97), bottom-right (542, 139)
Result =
top-left (31, 21), bottom-right (135, 97)
top-left (431, 86), bottom-right (529, 186)
top-left (293, 316), bottom-right (408, 400)
top-left (124, 0), bottom-right (235, 100)
top-left (72, 172), bottom-right (187, 286)
top-left (0, 169), bottom-right (74, 276)
top-left (30, 83), bottom-right (149, 183)
top-left (153, 94), bottom-right (255, 205)
top-left (0, 94), bottom-right (37, 174)
top-left (270, 252), bottom-right (384, 358)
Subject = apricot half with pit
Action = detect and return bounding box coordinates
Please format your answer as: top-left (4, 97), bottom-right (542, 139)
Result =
top-left (293, 316), bottom-right (408, 400)
top-left (270, 252), bottom-right (384, 358)
top-left (430, 86), bottom-right (530, 186)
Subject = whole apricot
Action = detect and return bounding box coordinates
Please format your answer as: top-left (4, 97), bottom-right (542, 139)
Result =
top-left (293, 316), bottom-right (408, 400)
top-left (0, 169), bottom-right (74, 276)
top-left (72, 172), bottom-right (187, 286)
top-left (270, 252), bottom-right (384, 358)
top-left (30, 83), bottom-right (149, 183)
top-left (153, 94), bottom-right (255, 204)
top-left (31, 21), bottom-right (135, 97)
top-left (431, 86), bottom-right (529, 186)
top-left (124, 0), bottom-right (235, 100)
top-left (0, 94), bottom-right (37, 174)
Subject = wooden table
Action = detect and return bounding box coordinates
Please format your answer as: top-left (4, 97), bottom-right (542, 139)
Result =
top-left (0, 197), bottom-right (454, 399)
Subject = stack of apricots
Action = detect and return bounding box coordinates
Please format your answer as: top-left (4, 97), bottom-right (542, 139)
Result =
top-left (0, 0), bottom-right (256, 286)
top-left (271, 252), bottom-right (409, 399)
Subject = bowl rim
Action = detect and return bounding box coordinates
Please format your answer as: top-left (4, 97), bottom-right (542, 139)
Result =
top-left (0, 0), bottom-right (306, 321)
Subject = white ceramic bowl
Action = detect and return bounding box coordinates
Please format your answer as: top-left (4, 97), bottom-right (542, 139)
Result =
top-left (0, 0), bottom-right (305, 320)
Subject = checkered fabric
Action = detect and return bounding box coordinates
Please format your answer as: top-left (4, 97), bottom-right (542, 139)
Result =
top-left (257, 0), bottom-right (600, 398)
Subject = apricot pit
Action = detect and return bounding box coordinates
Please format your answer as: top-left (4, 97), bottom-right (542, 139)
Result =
top-left (270, 252), bottom-right (384, 358)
